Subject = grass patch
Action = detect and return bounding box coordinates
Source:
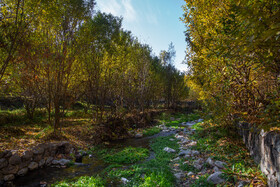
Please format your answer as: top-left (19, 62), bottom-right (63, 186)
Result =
top-left (97, 147), bottom-right (149, 164)
top-left (53, 176), bottom-right (105, 187)
top-left (143, 126), bottom-right (161, 136)
top-left (103, 135), bottom-right (179, 186)
top-left (159, 112), bottom-right (200, 127)
top-left (191, 174), bottom-right (214, 187)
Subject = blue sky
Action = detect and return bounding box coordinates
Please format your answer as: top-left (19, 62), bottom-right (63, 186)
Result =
top-left (95, 0), bottom-right (187, 72)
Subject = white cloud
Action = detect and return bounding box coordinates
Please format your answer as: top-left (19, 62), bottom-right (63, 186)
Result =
top-left (97, 0), bottom-right (137, 22)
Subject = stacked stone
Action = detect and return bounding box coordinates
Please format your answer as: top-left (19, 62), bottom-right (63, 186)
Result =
top-left (0, 141), bottom-right (76, 182)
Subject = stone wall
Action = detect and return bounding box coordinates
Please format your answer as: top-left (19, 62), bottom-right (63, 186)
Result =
top-left (237, 122), bottom-right (280, 187)
top-left (0, 141), bottom-right (76, 183)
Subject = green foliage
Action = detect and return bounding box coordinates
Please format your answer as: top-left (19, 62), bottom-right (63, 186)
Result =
top-left (54, 176), bottom-right (105, 187)
top-left (190, 121), bottom-right (266, 185)
top-left (98, 147), bottom-right (149, 164)
top-left (143, 126), bottom-right (161, 136)
top-left (191, 174), bottom-right (214, 187)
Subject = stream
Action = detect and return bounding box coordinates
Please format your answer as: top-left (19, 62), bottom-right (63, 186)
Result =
top-left (12, 131), bottom-right (175, 187)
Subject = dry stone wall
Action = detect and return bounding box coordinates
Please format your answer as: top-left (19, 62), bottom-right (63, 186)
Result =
top-left (0, 141), bottom-right (76, 183)
top-left (237, 122), bottom-right (280, 187)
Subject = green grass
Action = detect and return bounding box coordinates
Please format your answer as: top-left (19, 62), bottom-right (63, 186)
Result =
top-left (103, 135), bottom-right (179, 186)
top-left (53, 176), bottom-right (105, 187)
top-left (191, 174), bottom-right (214, 187)
top-left (143, 126), bottom-right (161, 136)
top-left (97, 147), bottom-right (149, 164)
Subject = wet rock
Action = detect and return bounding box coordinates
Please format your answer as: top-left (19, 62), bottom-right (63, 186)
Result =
top-left (163, 147), bottom-right (176, 153)
top-left (57, 159), bottom-right (70, 166)
top-left (17, 168), bottom-right (28, 176)
top-left (206, 157), bottom-right (214, 167)
top-left (0, 158), bottom-right (8, 169)
top-left (9, 154), bottom-right (21, 165)
top-left (4, 174), bottom-right (14, 181)
top-left (28, 162), bottom-right (38, 170)
top-left (215, 161), bottom-right (227, 169)
top-left (207, 172), bottom-right (225, 184)
top-left (121, 177), bottom-right (129, 184)
top-left (22, 151), bottom-right (33, 161)
top-left (2, 165), bottom-right (19, 175)
top-left (135, 133), bottom-right (143, 138)
top-left (39, 159), bottom-right (45, 167)
top-left (46, 157), bottom-right (54, 165)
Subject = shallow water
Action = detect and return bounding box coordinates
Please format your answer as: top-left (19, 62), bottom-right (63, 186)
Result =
top-left (12, 131), bottom-right (175, 187)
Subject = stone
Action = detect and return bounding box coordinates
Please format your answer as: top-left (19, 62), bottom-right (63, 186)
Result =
top-left (89, 154), bottom-right (93, 158)
top-left (3, 174), bottom-right (14, 181)
top-left (2, 165), bottom-right (19, 175)
top-left (39, 159), bottom-right (45, 167)
top-left (121, 177), bottom-right (129, 184)
top-left (237, 180), bottom-right (249, 187)
top-left (207, 172), bottom-right (225, 184)
top-left (17, 168), bottom-right (28, 176)
top-left (194, 163), bottom-right (203, 171)
top-left (0, 158), bottom-right (8, 169)
top-left (9, 154), bottom-right (21, 165)
top-left (206, 157), bottom-right (214, 167)
top-left (4, 151), bottom-right (12, 158)
top-left (215, 161), bottom-right (227, 169)
top-left (192, 150), bottom-right (200, 156)
top-left (172, 157), bottom-right (180, 162)
top-left (45, 157), bottom-right (54, 165)
top-left (187, 172), bottom-right (194, 176)
top-left (57, 159), bottom-right (70, 166)
top-left (174, 173), bottom-right (184, 179)
top-left (32, 146), bottom-right (44, 155)
top-left (22, 150), bottom-right (33, 161)
top-left (169, 138), bottom-right (175, 141)
top-left (170, 117), bottom-right (175, 121)
top-left (28, 162), bottom-right (38, 170)
top-left (213, 166), bottom-right (220, 172)
top-left (163, 147), bottom-right (176, 153)
top-left (178, 150), bottom-right (192, 157)
top-left (135, 133), bottom-right (143, 138)
top-left (52, 160), bottom-right (59, 165)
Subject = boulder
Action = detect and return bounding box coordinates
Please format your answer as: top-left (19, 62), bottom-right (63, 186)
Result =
top-left (206, 157), bottom-right (214, 167)
top-left (191, 150), bottom-right (200, 156)
top-left (135, 133), bottom-right (143, 138)
top-left (32, 146), bottom-right (44, 155)
top-left (28, 162), bottom-right (38, 171)
top-left (215, 161), bottom-right (227, 169)
top-left (178, 150), bottom-right (192, 157)
top-left (22, 150), bottom-right (33, 161)
top-left (9, 154), bottom-right (21, 165)
top-left (17, 168), bottom-right (28, 176)
top-left (4, 151), bottom-right (12, 158)
top-left (163, 147), bottom-right (176, 153)
top-left (207, 172), bottom-right (225, 184)
top-left (52, 160), bottom-right (59, 165)
top-left (213, 166), bottom-right (220, 172)
top-left (0, 158), bottom-right (8, 169)
top-left (3, 174), bottom-right (14, 181)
